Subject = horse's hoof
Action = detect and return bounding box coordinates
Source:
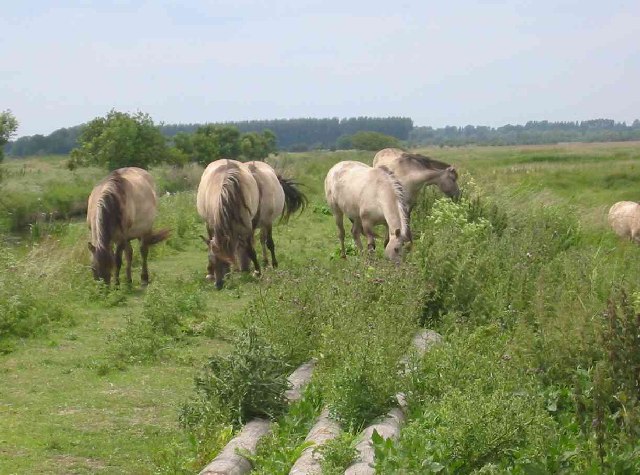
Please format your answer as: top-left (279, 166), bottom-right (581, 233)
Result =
top-left (206, 274), bottom-right (215, 281)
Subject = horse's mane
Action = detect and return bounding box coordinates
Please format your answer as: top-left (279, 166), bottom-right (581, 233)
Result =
top-left (401, 153), bottom-right (450, 171)
top-left (210, 163), bottom-right (251, 257)
top-left (95, 170), bottom-right (126, 249)
top-left (378, 166), bottom-right (409, 238)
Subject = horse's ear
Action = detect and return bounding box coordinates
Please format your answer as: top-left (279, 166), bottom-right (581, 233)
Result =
top-left (199, 235), bottom-right (210, 245)
top-left (447, 166), bottom-right (458, 178)
top-left (87, 242), bottom-right (96, 253)
top-left (394, 228), bottom-right (401, 238)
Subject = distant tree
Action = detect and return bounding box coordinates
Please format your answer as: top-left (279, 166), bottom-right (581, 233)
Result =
top-left (350, 131), bottom-right (400, 151)
top-left (0, 110), bottom-right (19, 163)
top-left (191, 125), bottom-right (241, 165)
top-left (173, 132), bottom-right (194, 155)
top-left (240, 130), bottom-right (277, 161)
top-left (68, 110), bottom-right (168, 170)
top-left (335, 134), bottom-right (353, 150)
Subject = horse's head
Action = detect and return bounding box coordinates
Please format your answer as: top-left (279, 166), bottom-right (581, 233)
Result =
top-left (438, 166), bottom-right (461, 200)
top-left (87, 242), bottom-right (114, 285)
top-left (384, 228), bottom-right (408, 264)
top-left (201, 235), bottom-right (234, 289)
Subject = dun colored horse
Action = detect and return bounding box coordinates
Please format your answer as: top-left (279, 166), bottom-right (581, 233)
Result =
top-left (608, 201), bottom-right (640, 243)
top-left (324, 161), bottom-right (410, 263)
top-left (197, 159), bottom-right (261, 289)
top-left (236, 161), bottom-right (307, 271)
top-left (197, 159), bottom-right (306, 288)
top-left (87, 167), bottom-right (169, 286)
top-left (372, 148), bottom-right (460, 209)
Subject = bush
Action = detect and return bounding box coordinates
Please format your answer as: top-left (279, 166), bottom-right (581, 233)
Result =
top-left (350, 131), bottom-right (400, 151)
top-left (181, 327), bottom-right (292, 429)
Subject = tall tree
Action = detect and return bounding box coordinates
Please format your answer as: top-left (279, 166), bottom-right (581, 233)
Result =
top-left (68, 110), bottom-right (168, 170)
top-left (191, 125), bottom-right (241, 165)
top-left (0, 110), bottom-right (19, 163)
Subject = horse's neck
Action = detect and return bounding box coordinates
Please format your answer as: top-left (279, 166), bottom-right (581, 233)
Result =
top-left (409, 167), bottom-right (445, 186)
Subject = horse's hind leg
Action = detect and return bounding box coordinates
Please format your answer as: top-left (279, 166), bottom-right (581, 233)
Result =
top-left (265, 225), bottom-right (277, 268)
top-left (333, 209), bottom-right (346, 258)
top-left (245, 236), bottom-right (261, 276)
top-left (140, 239), bottom-right (150, 285)
top-left (259, 227), bottom-right (269, 267)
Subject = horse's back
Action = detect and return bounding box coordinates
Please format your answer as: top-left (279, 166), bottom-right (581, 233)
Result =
top-left (196, 159), bottom-right (259, 228)
top-left (325, 161), bottom-right (380, 219)
top-left (372, 148), bottom-right (404, 168)
top-left (608, 201), bottom-right (640, 241)
top-left (245, 161), bottom-right (285, 226)
top-left (87, 167), bottom-right (157, 239)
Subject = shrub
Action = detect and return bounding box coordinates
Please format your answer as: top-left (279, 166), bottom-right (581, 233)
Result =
top-left (181, 327), bottom-right (292, 429)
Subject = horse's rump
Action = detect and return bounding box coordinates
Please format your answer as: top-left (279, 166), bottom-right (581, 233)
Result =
top-left (196, 160), bottom-right (259, 255)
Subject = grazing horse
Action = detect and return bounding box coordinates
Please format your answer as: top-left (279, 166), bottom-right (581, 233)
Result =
top-left (87, 167), bottom-right (169, 286)
top-left (196, 159), bottom-right (261, 289)
top-left (372, 148), bottom-right (460, 209)
top-left (608, 201), bottom-right (640, 243)
top-left (237, 161), bottom-right (307, 270)
top-left (324, 161), bottom-right (410, 263)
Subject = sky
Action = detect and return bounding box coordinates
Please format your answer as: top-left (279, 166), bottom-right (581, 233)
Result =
top-left (2, 0), bottom-right (639, 138)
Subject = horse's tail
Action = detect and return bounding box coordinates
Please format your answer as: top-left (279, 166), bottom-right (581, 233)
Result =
top-left (277, 175), bottom-right (307, 223)
top-left (213, 167), bottom-right (252, 257)
top-left (144, 228), bottom-right (171, 246)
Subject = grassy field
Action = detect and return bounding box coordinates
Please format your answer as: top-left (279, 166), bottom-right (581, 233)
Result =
top-left (1, 143), bottom-right (640, 473)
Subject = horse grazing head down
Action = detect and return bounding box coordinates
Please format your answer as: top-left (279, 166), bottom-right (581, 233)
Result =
top-left (384, 228), bottom-right (408, 264)
top-left (439, 166), bottom-right (461, 200)
top-left (87, 242), bottom-right (115, 285)
top-left (201, 235), bottom-right (234, 290)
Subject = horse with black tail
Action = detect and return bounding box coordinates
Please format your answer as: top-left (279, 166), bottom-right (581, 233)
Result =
top-left (197, 159), bottom-right (261, 289)
top-left (238, 161), bottom-right (307, 269)
top-left (87, 167), bottom-right (170, 286)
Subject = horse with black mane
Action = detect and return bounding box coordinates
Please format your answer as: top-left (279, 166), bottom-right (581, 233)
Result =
top-left (197, 159), bottom-right (306, 289)
top-left (87, 167), bottom-right (169, 286)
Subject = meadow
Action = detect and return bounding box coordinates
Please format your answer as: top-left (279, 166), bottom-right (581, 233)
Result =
top-left (1, 142), bottom-right (640, 474)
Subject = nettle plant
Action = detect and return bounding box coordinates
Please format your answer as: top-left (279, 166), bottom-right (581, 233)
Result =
top-left (425, 196), bottom-right (492, 241)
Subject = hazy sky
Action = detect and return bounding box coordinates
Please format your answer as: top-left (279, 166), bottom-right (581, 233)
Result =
top-left (2, 1), bottom-right (639, 137)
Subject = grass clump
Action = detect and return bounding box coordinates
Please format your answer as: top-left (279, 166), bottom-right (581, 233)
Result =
top-left (318, 432), bottom-right (359, 474)
top-left (104, 279), bottom-right (208, 369)
top-left (0, 243), bottom-right (73, 351)
top-left (249, 384), bottom-right (323, 474)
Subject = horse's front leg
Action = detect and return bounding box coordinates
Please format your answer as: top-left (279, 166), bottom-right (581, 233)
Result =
top-left (362, 220), bottom-right (376, 252)
top-left (351, 219), bottom-right (364, 251)
top-left (114, 242), bottom-right (125, 286)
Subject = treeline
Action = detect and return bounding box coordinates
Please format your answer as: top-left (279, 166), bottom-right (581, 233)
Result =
top-left (164, 116), bottom-right (414, 150)
top-left (410, 119), bottom-right (640, 146)
top-left (6, 117), bottom-right (640, 157)
top-left (5, 117), bottom-right (413, 157)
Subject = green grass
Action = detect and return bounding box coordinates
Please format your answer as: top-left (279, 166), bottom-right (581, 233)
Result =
top-left (2, 143), bottom-right (640, 473)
